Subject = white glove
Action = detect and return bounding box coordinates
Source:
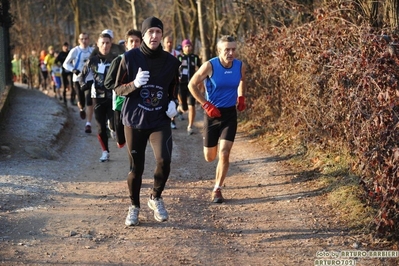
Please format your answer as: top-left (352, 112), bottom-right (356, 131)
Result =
top-left (133, 67), bottom-right (150, 88)
top-left (166, 100), bottom-right (178, 119)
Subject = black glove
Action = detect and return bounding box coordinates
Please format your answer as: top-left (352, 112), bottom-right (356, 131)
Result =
top-left (72, 69), bottom-right (81, 75)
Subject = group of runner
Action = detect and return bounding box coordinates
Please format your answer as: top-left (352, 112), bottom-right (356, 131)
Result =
top-left (17, 16), bottom-right (247, 226)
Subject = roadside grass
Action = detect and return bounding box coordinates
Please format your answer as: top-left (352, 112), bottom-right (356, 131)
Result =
top-left (239, 120), bottom-right (376, 232)
top-left (302, 145), bottom-right (376, 230)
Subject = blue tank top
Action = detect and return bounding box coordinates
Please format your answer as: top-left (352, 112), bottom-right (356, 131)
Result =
top-left (205, 57), bottom-right (242, 108)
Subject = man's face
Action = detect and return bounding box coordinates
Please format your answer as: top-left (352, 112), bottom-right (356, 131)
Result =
top-left (126, 35), bottom-right (141, 50)
top-left (79, 34), bottom-right (90, 48)
top-left (143, 27), bottom-right (162, 50)
top-left (97, 36), bottom-right (111, 55)
top-left (218, 41), bottom-right (237, 64)
top-left (62, 45), bottom-right (68, 52)
top-left (163, 36), bottom-right (173, 52)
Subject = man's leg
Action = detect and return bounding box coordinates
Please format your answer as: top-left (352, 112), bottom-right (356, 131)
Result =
top-left (85, 89), bottom-right (93, 133)
top-left (74, 81), bottom-right (86, 118)
top-left (187, 103), bottom-right (195, 129)
top-left (214, 140), bottom-right (233, 188)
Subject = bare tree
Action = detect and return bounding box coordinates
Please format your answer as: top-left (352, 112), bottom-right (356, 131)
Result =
top-left (385, 0), bottom-right (399, 28)
top-left (197, 0), bottom-right (210, 61)
top-left (69, 0), bottom-right (80, 45)
top-left (125, 0), bottom-right (138, 30)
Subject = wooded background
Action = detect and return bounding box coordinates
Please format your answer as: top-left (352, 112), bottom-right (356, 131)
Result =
top-left (9, 0), bottom-right (399, 59)
top-left (8, 0), bottom-right (399, 240)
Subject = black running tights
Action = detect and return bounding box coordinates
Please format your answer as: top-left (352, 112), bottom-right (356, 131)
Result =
top-left (124, 124), bottom-right (172, 207)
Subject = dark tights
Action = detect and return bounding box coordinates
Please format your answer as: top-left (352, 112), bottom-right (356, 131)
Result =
top-left (124, 124), bottom-right (172, 207)
top-left (94, 98), bottom-right (114, 152)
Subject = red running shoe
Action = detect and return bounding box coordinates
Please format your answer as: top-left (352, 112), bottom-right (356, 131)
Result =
top-left (117, 142), bottom-right (125, 148)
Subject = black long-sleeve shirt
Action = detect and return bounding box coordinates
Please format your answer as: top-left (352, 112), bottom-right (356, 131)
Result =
top-left (81, 52), bottom-right (117, 99)
top-left (109, 46), bottom-right (180, 129)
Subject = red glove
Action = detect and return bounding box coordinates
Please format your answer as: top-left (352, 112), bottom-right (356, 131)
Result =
top-left (202, 101), bottom-right (221, 118)
top-left (237, 96), bottom-right (246, 111)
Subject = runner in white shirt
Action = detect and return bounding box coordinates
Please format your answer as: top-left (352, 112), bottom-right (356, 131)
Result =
top-left (63, 32), bottom-right (94, 133)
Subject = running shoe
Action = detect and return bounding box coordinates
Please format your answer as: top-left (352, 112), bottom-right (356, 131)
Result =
top-left (99, 151), bottom-right (109, 162)
top-left (187, 127), bottom-right (193, 135)
top-left (117, 142), bottom-right (125, 149)
top-left (79, 109), bottom-right (86, 120)
top-left (147, 196), bottom-right (169, 222)
top-left (125, 205), bottom-right (140, 226)
top-left (85, 124), bottom-right (92, 133)
top-left (177, 112), bottom-right (184, 121)
top-left (212, 188), bottom-right (224, 203)
top-left (170, 121), bottom-right (177, 129)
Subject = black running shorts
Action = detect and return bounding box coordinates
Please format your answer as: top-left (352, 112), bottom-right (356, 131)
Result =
top-left (203, 106), bottom-right (237, 147)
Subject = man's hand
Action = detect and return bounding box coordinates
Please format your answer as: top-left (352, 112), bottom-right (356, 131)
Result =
top-left (166, 101), bottom-right (178, 119)
top-left (237, 96), bottom-right (246, 111)
top-left (133, 67), bottom-right (150, 88)
top-left (202, 101), bottom-right (221, 118)
top-left (72, 69), bottom-right (80, 76)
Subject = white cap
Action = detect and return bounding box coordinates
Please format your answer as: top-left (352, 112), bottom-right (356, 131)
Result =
top-left (101, 29), bottom-right (114, 39)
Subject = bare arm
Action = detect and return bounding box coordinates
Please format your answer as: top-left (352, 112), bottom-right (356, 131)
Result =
top-left (238, 62), bottom-right (247, 97)
top-left (188, 61), bottom-right (212, 105)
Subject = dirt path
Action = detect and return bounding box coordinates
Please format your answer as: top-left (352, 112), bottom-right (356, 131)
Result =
top-left (0, 88), bottom-right (397, 265)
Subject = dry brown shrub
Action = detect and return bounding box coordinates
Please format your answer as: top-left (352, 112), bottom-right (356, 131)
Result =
top-left (240, 4), bottom-right (399, 239)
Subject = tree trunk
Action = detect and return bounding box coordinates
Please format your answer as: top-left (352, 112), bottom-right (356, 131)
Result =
top-left (369, 0), bottom-right (382, 27)
top-left (197, 0), bottom-right (210, 61)
top-left (126, 0), bottom-right (137, 30)
top-left (69, 0), bottom-right (80, 44)
top-left (176, 0), bottom-right (186, 41)
top-left (386, 0), bottom-right (399, 28)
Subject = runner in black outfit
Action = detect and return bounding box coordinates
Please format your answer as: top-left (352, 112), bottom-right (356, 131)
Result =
top-left (104, 29), bottom-right (143, 149)
top-left (177, 39), bottom-right (201, 135)
top-left (80, 32), bottom-right (118, 162)
top-left (111, 17), bottom-right (181, 226)
top-left (55, 42), bottom-right (75, 105)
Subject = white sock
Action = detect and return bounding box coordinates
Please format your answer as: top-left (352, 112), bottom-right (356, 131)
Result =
top-left (213, 185), bottom-right (222, 191)
top-left (86, 122), bottom-right (91, 126)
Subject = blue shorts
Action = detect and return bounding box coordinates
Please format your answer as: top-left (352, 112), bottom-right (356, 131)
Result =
top-left (52, 75), bottom-right (62, 89)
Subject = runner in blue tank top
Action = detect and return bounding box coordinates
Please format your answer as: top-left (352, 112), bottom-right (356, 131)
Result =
top-left (188, 35), bottom-right (247, 203)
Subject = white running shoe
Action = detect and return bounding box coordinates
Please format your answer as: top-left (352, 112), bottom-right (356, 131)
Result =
top-left (99, 151), bottom-right (109, 162)
top-left (170, 121), bottom-right (177, 129)
top-left (125, 205), bottom-right (140, 226)
top-left (147, 197), bottom-right (168, 222)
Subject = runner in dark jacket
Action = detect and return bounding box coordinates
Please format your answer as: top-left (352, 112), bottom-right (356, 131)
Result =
top-left (111, 17), bottom-right (181, 226)
top-left (81, 32), bottom-right (118, 162)
top-left (104, 29), bottom-right (142, 149)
